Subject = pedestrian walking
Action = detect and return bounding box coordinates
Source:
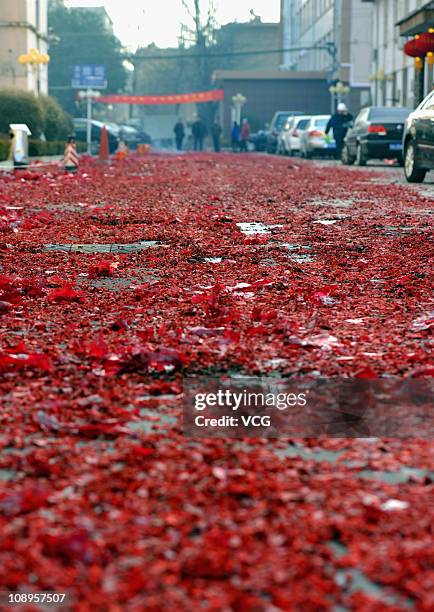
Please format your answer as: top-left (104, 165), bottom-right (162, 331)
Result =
top-left (211, 119), bottom-right (222, 152)
top-left (192, 116), bottom-right (206, 151)
top-left (231, 121), bottom-right (241, 152)
top-left (239, 118), bottom-right (251, 153)
top-left (174, 118), bottom-right (185, 151)
top-left (325, 102), bottom-right (353, 159)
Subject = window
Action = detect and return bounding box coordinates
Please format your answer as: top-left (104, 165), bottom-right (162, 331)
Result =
top-left (312, 117), bottom-right (329, 130)
top-left (368, 108), bottom-right (412, 122)
top-left (355, 109), bottom-right (368, 125)
top-left (420, 91), bottom-right (434, 110)
top-left (296, 119), bottom-right (310, 130)
top-left (383, 0), bottom-right (389, 47)
top-left (402, 68), bottom-right (408, 106)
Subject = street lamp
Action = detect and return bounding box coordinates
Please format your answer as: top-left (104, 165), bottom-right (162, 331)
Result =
top-left (329, 81), bottom-right (350, 112)
top-left (78, 89), bottom-right (101, 155)
top-left (232, 93), bottom-right (247, 125)
top-left (18, 48), bottom-right (50, 95)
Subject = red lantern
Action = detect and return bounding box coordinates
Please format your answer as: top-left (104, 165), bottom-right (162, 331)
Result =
top-left (414, 32), bottom-right (434, 56)
top-left (404, 38), bottom-right (420, 57)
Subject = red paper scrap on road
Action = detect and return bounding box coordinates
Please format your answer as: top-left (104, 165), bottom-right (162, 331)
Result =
top-left (0, 153), bottom-right (432, 609)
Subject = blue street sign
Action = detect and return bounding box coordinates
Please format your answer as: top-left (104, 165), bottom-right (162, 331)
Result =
top-left (72, 65), bottom-right (107, 89)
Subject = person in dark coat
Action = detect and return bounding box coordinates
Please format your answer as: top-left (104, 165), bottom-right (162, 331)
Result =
top-left (211, 119), bottom-right (222, 152)
top-left (174, 118), bottom-right (185, 151)
top-left (192, 116), bottom-right (206, 151)
top-left (239, 118), bottom-right (251, 153)
top-left (325, 102), bottom-right (353, 159)
top-left (231, 121), bottom-right (241, 152)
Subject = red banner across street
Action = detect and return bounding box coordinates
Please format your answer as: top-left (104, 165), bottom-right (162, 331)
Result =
top-left (98, 90), bottom-right (225, 105)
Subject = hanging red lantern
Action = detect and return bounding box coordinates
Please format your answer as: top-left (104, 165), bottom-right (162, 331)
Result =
top-left (414, 32), bottom-right (434, 56)
top-left (404, 38), bottom-right (420, 57)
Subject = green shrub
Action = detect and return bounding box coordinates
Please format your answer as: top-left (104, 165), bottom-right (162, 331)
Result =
top-left (0, 89), bottom-right (73, 142)
top-left (0, 89), bottom-right (44, 138)
top-left (0, 139), bottom-right (10, 161)
top-left (38, 94), bottom-right (73, 141)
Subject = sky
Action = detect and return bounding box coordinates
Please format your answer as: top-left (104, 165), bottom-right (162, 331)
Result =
top-left (65, 1), bottom-right (280, 50)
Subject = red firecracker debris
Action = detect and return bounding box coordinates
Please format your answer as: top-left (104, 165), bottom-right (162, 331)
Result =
top-left (0, 154), bottom-right (432, 609)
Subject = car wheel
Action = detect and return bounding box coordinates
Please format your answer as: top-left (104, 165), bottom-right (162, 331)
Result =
top-left (404, 141), bottom-right (427, 183)
top-left (355, 143), bottom-right (368, 166)
top-left (341, 144), bottom-right (355, 165)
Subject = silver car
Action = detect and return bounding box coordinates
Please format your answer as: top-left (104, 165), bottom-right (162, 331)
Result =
top-left (300, 115), bottom-right (336, 158)
top-left (279, 115), bottom-right (311, 156)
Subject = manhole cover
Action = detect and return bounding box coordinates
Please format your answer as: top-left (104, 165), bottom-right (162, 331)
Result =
top-left (44, 241), bottom-right (159, 253)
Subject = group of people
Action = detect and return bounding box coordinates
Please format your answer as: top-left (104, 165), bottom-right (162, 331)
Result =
top-left (173, 116), bottom-right (251, 153)
top-left (231, 119), bottom-right (251, 152)
top-left (173, 104), bottom-right (352, 156)
top-left (174, 116), bottom-right (222, 153)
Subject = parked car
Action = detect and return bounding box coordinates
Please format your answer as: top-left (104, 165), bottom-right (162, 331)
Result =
top-left (300, 115), bottom-right (336, 158)
top-left (266, 111), bottom-right (304, 154)
top-left (125, 120), bottom-right (152, 145)
top-left (402, 90), bottom-right (434, 183)
top-left (341, 106), bottom-right (412, 166)
top-left (278, 115), bottom-right (311, 155)
top-left (249, 128), bottom-right (269, 152)
top-left (119, 125), bottom-right (141, 150)
top-left (73, 119), bottom-right (119, 154)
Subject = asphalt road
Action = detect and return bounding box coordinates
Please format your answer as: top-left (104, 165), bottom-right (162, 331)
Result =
top-left (304, 156), bottom-right (434, 198)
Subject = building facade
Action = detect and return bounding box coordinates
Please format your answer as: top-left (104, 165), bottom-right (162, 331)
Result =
top-left (280, 0), bottom-right (373, 112)
top-left (213, 70), bottom-right (332, 137)
top-left (215, 17), bottom-right (281, 72)
top-left (0, 0), bottom-right (49, 94)
top-left (365, 0), bottom-right (434, 108)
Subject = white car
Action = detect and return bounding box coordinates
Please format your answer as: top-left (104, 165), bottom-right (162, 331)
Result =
top-left (300, 115), bottom-right (337, 158)
top-left (279, 115), bottom-right (311, 156)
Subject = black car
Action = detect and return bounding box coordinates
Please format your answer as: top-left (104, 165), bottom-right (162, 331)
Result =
top-left (73, 119), bottom-right (119, 154)
top-left (341, 106), bottom-right (412, 166)
top-left (249, 128), bottom-right (269, 152)
top-left (266, 111), bottom-right (304, 154)
top-left (403, 90), bottom-right (434, 183)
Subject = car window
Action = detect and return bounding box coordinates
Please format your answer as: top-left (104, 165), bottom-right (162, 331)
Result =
top-left (368, 108), bottom-right (411, 122)
top-left (355, 109), bottom-right (368, 125)
top-left (297, 119), bottom-right (310, 130)
top-left (313, 118), bottom-right (329, 130)
top-left (420, 92), bottom-right (434, 110)
top-left (275, 114), bottom-right (290, 130)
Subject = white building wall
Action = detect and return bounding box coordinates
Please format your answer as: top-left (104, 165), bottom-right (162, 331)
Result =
top-left (370, 0), bottom-right (432, 108)
top-left (0, 0), bottom-right (49, 94)
top-left (281, 0), bottom-right (373, 84)
top-left (349, 1), bottom-right (373, 86)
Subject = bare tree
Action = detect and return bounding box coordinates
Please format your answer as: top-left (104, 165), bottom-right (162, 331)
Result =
top-left (180, 1), bottom-right (218, 124)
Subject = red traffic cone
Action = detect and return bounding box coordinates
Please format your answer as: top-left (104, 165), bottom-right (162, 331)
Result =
top-left (99, 125), bottom-right (109, 161)
top-left (64, 137), bottom-right (79, 173)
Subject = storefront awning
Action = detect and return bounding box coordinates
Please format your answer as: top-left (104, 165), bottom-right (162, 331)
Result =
top-left (396, 1), bottom-right (434, 36)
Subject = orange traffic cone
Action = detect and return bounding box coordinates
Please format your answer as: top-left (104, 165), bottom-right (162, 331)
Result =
top-left (99, 125), bottom-right (109, 161)
top-left (64, 136), bottom-right (79, 173)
